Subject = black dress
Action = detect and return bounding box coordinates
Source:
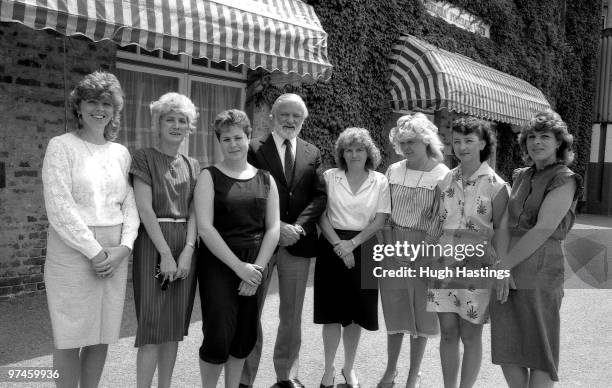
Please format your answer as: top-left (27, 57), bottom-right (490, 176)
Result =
top-left (197, 166), bottom-right (270, 364)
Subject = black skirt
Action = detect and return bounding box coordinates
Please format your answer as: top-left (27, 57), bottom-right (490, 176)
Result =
top-left (313, 230), bottom-right (379, 331)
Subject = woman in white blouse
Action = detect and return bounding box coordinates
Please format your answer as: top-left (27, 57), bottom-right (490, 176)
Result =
top-left (42, 72), bottom-right (140, 387)
top-left (315, 127), bottom-right (390, 388)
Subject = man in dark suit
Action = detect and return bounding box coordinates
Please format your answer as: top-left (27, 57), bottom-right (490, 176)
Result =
top-left (240, 93), bottom-right (327, 388)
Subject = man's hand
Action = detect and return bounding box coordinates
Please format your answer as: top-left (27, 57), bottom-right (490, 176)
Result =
top-left (279, 222), bottom-right (301, 247)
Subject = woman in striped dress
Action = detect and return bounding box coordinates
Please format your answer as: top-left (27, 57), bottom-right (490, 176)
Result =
top-left (130, 93), bottom-right (200, 388)
top-left (378, 113), bottom-right (449, 388)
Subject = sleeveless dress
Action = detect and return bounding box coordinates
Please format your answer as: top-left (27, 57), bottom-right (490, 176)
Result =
top-left (197, 166), bottom-right (271, 364)
top-left (130, 147), bottom-right (200, 346)
top-left (490, 163), bottom-right (582, 381)
top-left (380, 161), bottom-right (449, 336)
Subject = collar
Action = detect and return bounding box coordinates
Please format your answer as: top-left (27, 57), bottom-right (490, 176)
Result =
top-left (335, 168), bottom-right (374, 195)
top-left (271, 131), bottom-right (297, 152)
top-left (452, 161), bottom-right (495, 183)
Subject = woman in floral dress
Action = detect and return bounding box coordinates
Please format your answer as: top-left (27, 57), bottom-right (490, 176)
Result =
top-left (427, 118), bottom-right (508, 388)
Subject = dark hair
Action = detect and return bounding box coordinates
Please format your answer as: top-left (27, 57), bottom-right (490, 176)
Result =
top-left (452, 117), bottom-right (496, 162)
top-left (213, 109), bottom-right (252, 139)
top-left (334, 127), bottom-right (381, 170)
top-left (68, 71), bottom-right (124, 141)
top-left (518, 110), bottom-right (574, 165)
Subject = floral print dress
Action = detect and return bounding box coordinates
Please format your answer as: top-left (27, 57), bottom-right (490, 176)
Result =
top-left (426, 162), bottom-right (508, 324)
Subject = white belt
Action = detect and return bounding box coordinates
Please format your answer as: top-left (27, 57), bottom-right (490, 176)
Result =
top-left (157, 218), bottom-right (187, 223)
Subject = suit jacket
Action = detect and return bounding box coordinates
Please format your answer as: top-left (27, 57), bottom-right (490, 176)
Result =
top-left (248, 134), bottom-right (327, 258)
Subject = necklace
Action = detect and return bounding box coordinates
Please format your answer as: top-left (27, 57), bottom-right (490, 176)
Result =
top-left (403, 159), bottom-right (429, 187)
top-left (78, 133), bottom-right (110, 176)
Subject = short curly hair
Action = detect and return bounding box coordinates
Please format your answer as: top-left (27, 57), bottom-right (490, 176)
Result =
top-left (518, 110), bottom-right (574, 165)
top-left (335, 127), bottom-right (381, 170)
top-left (68, 71), bottom-right (124, 141)
top-left (150, 93), bottom-right (198, 135)
top-left (213, 109), bottom-right (252, 139)
top-left (452, 117), bottom-right (496, 162)
top-left (389, 113), bottom-right (444, 162)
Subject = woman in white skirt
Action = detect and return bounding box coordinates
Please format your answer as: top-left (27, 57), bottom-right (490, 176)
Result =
top-left (42, 71), bottom-right (140, 387)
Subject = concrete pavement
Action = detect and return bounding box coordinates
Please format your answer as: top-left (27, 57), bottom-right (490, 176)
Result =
top-left (1, 214), bottom-right (612, 387)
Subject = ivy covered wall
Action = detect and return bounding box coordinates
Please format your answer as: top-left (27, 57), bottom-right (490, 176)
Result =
top-left (250, 0), bottom-right (600, 181)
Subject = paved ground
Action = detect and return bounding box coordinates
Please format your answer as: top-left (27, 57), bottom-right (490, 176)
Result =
top-left (1, 214), bottom-right (612, 387)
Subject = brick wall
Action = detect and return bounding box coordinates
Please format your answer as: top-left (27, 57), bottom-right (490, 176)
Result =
top-left (0, 23), bottom-right (116, 298)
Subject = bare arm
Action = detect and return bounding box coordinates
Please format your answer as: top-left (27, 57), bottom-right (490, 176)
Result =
top-left (331, 213), bottom-right (387, 269)
top-left (176, 203), bottom-right (197, 278)
top-left (239, 177), bottom-right (281, 296)
top-left (253, 177), bottom-right (280, 268)
top-left (133, 177), bottom-right (177, 281)
top-left (499, 179), bottom-right (576, 271)
top-left (490, 187), bottom-right (509, 255)
top-left (318, 209), bottom-right (342, 246)
top-left (194, 170), bottom-right (262, 286)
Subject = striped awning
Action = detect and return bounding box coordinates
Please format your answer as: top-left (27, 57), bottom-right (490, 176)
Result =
top-left (0, 0), bottom-right (332, 79)
top-left (388, 35), bottom-right (550, 125)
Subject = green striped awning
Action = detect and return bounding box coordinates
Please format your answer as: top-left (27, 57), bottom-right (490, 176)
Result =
top-left (389, 35), bottom-right (550, 125)
top-left (0, 0), bottom-right (332, 80)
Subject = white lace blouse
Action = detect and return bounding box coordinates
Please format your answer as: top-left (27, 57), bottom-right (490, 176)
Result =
top-left (42, 132), bottom-right (140, 259)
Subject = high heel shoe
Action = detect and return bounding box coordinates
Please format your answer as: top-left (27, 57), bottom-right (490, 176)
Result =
top-left (376, 370), bottom-right (398, 388)
top-left (341, 369), bottom-right (360, 388)
top-left (320, 368), bottom-right (334, 388)
top-left (319, 379), bottom-right (334, 388)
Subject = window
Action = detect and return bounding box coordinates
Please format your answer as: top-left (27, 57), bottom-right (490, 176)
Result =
top-left (116, 46), bottom-right (247, 166)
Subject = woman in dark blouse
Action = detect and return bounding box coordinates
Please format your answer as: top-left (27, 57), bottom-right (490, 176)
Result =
top-left (131, 93), bottom-right (200, 388)
top-left (194, 109), bottom-right (279, 388)
top-left (490, 110), bottom-right (582, 387)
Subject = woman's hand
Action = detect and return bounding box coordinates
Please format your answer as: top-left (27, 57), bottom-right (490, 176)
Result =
top-left (175, 246), bottom-right (194, 279)
top-left (91, 250), bottom-right (113, 278)
top-left (340, 252), bottom-right (356, 269)
top-left (104, 246), bottom-right (131, 273)
top-left (238, 280), bottom-right (259, 296)
top-left (333, 240), bottom-right (354, 258)
top-left (159, 251), bottom-right (178, 282)
top-left (235, 263), bottom-right (263, 286)
top-left (496, 273), bottom-right (516, 303)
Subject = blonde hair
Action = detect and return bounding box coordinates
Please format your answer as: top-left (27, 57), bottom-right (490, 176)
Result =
top-left (150, 93), bottom-right (198, 135)
top-left (389, 113), bottom-right (444, 162)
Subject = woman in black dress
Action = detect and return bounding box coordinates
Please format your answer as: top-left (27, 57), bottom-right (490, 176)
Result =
top-left (131, 93), bottom-right (200, 388)
top-left (194, 109), bottom-right (280, 388)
